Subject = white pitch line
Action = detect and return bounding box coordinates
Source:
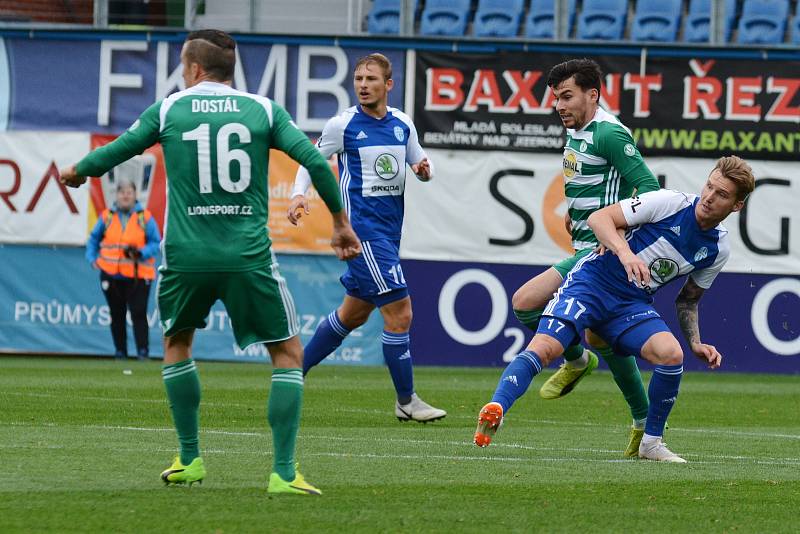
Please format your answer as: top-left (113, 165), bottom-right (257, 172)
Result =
top-left (2, 422), bottom-right (799, 465)
top-left (1, 391), bottom-right (254, 409)
top-left (308, 451), bottom-right (800, 467)
top-left (334, 408), bottom-right (800, 440)
top-left (7, 394), bottom-right (798, 441)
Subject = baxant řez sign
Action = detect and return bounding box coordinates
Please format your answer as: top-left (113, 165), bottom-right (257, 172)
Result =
top-left (414, 51), bottom-right (800, 161)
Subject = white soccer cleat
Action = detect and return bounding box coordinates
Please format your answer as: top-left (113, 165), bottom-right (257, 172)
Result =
top-left (638, 437), bottom-right (687, 463)
top-left (395, 393), bottom-right (447, 423)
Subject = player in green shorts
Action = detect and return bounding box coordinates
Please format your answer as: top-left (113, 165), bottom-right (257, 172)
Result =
top-left (510, 59), bottom-right (660, 456)
top-left (60, 29), bottom-right (361, 495)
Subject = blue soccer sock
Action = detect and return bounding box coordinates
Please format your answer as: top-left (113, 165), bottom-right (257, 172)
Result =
top-left (645, 364), bottom-right (683, 437)
top-left (491, 351), bottom-right (543, 414)
top-left (302, 311), bottom-right (350, 376)
top-left (382, 331), bottom-right (414, 403)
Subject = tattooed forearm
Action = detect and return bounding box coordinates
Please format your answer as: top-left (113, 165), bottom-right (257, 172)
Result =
top-left (675, 278), bottom-right (705, 346)
top-left (676, 300), bottom-right (700, 345)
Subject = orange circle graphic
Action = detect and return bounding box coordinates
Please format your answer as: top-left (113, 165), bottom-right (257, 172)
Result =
top-left (542, 173), bottom-right (574, 255)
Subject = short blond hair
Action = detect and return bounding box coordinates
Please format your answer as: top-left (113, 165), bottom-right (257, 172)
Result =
top-left (354, 53), bottom-right (392, 81)
top-left (714, 155), bottom-right (754, 201)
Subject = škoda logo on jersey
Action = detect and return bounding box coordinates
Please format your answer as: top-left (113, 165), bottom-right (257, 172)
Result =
top-left (562, 151), bottom-right (581, 180)
top-left (375, 154), bottom-right (400, 180)
top-left (649, 258), bottom-right (679, 284)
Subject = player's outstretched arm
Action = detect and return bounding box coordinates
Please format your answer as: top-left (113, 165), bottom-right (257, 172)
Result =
top-left (58, 164), bottom-right (88, 188)
top-left (59, 103), bottom-right (160, 188)
top-left (588, 204), bottom-right (650, 286)
top-left (676, 277), bottom-right (722, 369)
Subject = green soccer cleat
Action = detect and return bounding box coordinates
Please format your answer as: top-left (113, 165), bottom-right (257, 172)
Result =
top-left (268, 471), bottom-right (322, 496)
top-left (161, 457), bottom-right (206, 486)
top-left (539, 351), bottom-right (599, 399)
top-left (625, 427), bottom-right (645, 458)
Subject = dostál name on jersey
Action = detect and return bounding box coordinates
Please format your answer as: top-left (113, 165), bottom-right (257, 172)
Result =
top-left (191, 98), bottom-right (241, 113)
top-left (187, 204), bottom-right (253, 216)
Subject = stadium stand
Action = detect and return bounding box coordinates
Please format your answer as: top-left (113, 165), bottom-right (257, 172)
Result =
top-left (576, 0), bottom-right (628, 40)
top-left (0, 0), bottom-right (92, 23)
top-left (683, 0), bottom-right (737, 42)
top-left (524, 0), bottom-right (577, 38)
top-left (368, 0), bottom-right (419, 34)
top-left (630, 0), bottom-right (683, 41)
top-left (419, 0), bottom-right (472, 36)
top-left (793, 2), bottom-right (800, 44)
top-left (736, 0), bottom-right (790, 44)
top-left (473, 0), bottom-right (525, 38)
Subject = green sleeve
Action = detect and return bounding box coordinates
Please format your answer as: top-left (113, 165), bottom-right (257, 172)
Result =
top-left (270, 103), bottom-right (343, 213)
top-left (75, 102), bottom-right (161, 177)
top-left (599, 124), bottom-right (660, 194)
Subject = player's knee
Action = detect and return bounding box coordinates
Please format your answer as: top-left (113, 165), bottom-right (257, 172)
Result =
top-left (511, 287), bottom-right (532, 310)
top-left (527, 335), bottom-right (561, 366)
top-left (650, 343), bottom-right (683, 366)
top-left (655, 351), bottom-right (683, 366)
top-left (386, 307), bottom-right (412, 332)
top-left (340, 312), bottom-right (369, 330)
top-left (585, 329), bottom-right (609, 349)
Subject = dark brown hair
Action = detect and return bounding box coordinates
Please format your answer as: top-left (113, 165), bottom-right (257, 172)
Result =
top-left (547, 58), bottom-right (602, 93)
top-left (184, 29), bottom-right (236, 81)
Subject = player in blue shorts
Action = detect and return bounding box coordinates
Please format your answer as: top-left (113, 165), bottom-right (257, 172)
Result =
top-left (474, 156), bottom-right (754, 462)
top-left (288, 53), bottom-right (446, 423)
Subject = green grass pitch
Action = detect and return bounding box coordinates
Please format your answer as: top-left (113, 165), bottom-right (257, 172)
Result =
top-left (1, 356), bottom-right (798, 533)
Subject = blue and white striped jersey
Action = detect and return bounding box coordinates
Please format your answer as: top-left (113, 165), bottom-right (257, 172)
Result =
top-left (293, 105), bottom-right (431, 241)
top-left (579, 189), bottom-right (730, 299)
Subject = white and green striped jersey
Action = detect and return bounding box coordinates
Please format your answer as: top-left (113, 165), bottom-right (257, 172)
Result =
top-left (562, 107), bottom-right (659, 251)
top-left (76, 81), bottom-right (342, 272)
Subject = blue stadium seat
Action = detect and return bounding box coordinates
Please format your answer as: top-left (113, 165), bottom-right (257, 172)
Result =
top-left (793, 3), bottom-right (800, 44)
top-left (420, 0), bottom-right (472, 36)
top-left (630, 0), bottom-right (682, 41)
top-left (525, 0), bottom-right (577, 39)
top-left (683, 0), bottom-right (737, 42)
top-left (367, 0), bottom-right (415, 35)
top-left (736, 0), bottom-right (789, 44)
top-left (576, 0), bottom-right (628, 40)
top-left (473, 0), bottom-right (525, 38)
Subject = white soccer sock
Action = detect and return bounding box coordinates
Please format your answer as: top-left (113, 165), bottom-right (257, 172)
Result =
top-left (565, 349), bottom-right (590, 370)
top-left (642, 433), bottom-right (661, 445)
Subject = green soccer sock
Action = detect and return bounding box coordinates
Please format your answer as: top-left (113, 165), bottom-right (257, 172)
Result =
top-left (562, 343), bottom-right (585, 363)
top-left (513, 308), bottom-right (543, 331)
top-left (162, 358), bottom-right (201, 466)
top-left (595, 346), bottom-right (649, 421)
top-left (268, 368), bottom-right (304, 482)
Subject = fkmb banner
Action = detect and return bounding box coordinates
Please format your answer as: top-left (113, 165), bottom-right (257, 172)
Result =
top-left (0, 245), bottom-right (383, 365)
top-left (0, 37), bottom-right (405, 134)
top-left (414, 51), bottom-right (800, 160)
top-left (403, 259), bottom-right (800, 373)
top-left (401, 150), bottom-right (800, 275)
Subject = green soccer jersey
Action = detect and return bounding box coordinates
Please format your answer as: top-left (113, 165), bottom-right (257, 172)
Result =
top-left (561, 107), bottom-right (659, 251)
top-left (76, 81), bottom-right (342, 272)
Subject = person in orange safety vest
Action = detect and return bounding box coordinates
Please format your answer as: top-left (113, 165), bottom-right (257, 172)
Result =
top-left (86, 179), bottom-right (161, 360)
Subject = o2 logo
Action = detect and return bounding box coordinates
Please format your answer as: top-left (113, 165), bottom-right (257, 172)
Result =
top-left (751, 278), bottom-right (800, 356)
top-left (437, 269), bottom-right (525, 362)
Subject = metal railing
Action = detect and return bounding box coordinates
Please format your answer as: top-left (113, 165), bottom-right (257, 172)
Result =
top-left (0, 0), bottom-right (778, 47)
